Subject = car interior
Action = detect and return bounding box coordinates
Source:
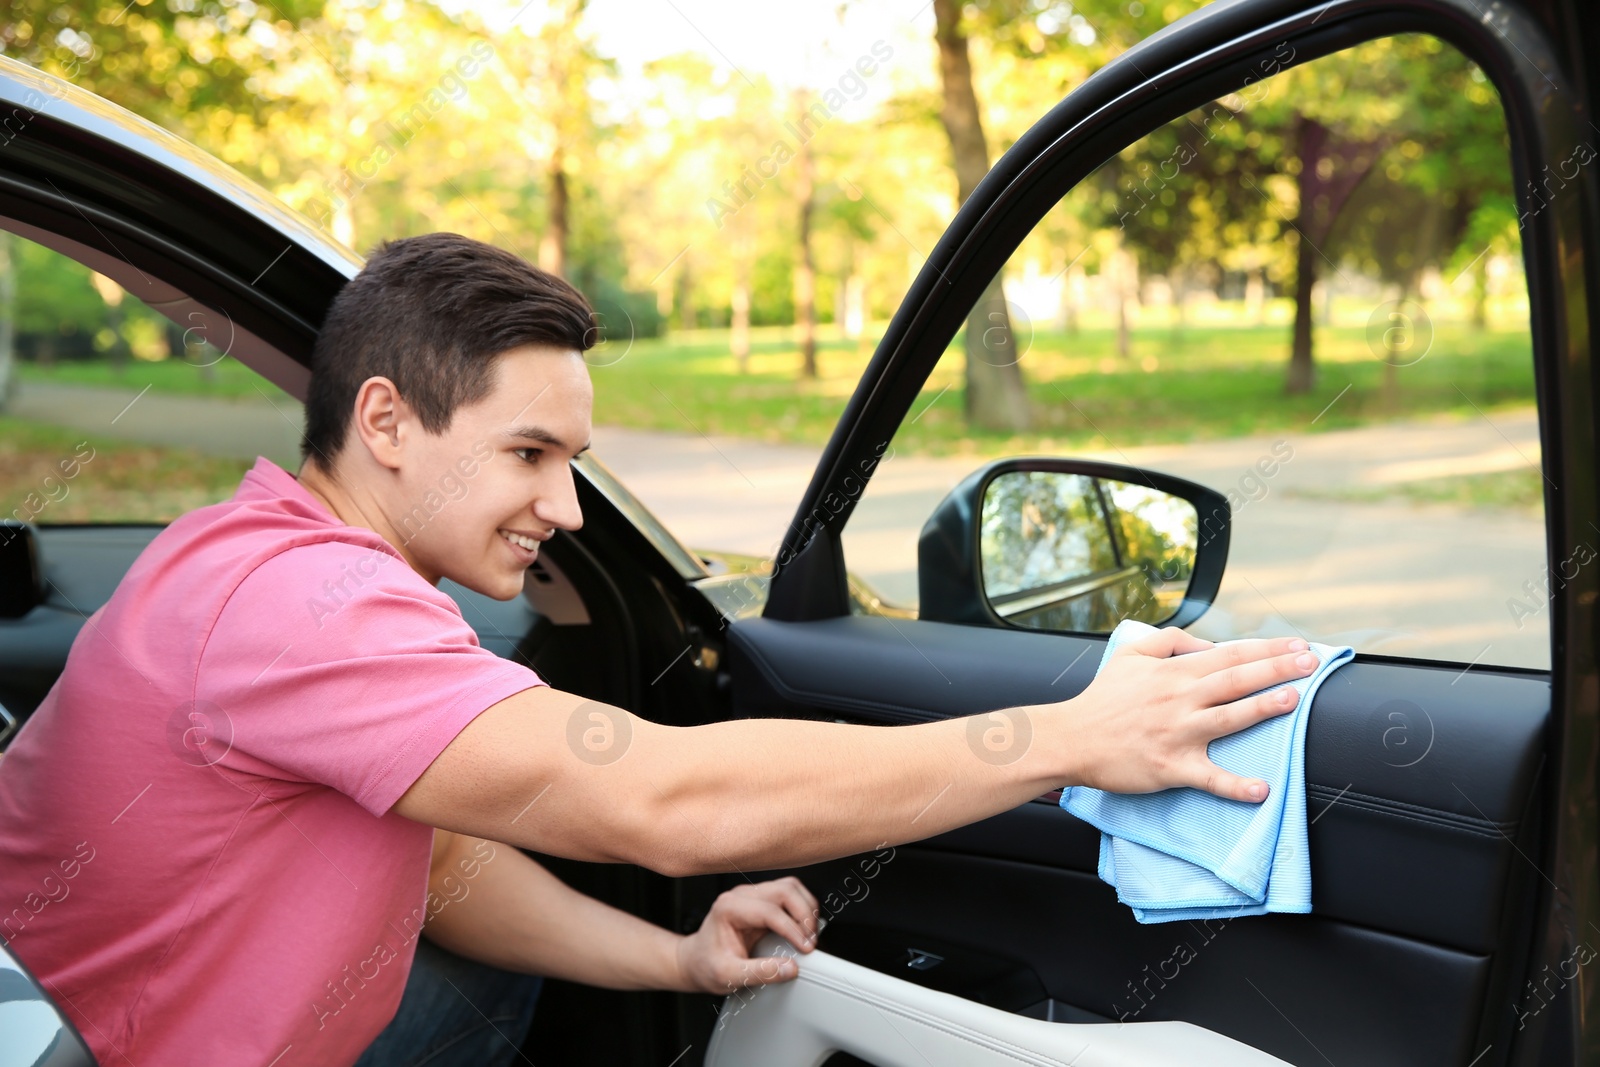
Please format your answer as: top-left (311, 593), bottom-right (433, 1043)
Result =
top-left (0, 0), bottom-right (1590, 1063)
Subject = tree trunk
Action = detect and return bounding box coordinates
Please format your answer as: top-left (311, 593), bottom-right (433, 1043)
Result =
top-left (1062, 262), bottom-right (1082, 335)
top-left (795, 116), bottom-right (818, 380)
top-left (105, 302), bottom-right (129, 376)
top-left (1170, 264), bottom-right (1187, 342)
top-left (965, 276), bottom-right (1033, 429)
top-left (1285, 116), bottom-right (1325, 395)
top-left (1116, 285), bottom-right (1132, 360)
top-left (539, 148), bottom-right (568, 279)
top-left (1471, 255), bottom-right (1489, 329)
top-left (676, 260), bottom-right (695, 332)
top-left (934, 0), bottom-right (1029, 432)
top-left (1284, 112), bottom-right (1387, 394)
top-left (1286, 231), bottom-right (1317, 393)
top-left (0, 233), bottom-right (13, 411)
top-left (1245, 266), bottom-right (1266, 326)
top-left (731, 274), bottom-right (751, 373)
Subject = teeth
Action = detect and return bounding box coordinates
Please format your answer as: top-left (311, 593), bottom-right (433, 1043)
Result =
top-left (500, 529), bottom-right (539, 551)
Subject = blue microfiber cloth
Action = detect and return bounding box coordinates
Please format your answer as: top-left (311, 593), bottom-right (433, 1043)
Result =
top-left (1060, 619), bottom-right (1353, 923)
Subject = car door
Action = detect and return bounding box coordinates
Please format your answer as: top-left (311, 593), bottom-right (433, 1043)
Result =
top-left (697, 1), bottom-right (1598, 1064)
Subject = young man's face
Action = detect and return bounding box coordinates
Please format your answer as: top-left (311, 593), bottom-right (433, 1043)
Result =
top-left (391, 343), bottom-right (593, 600)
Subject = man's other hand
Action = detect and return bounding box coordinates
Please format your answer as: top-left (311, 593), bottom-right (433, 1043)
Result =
top-left (674, 877), bottom-right (820, 993)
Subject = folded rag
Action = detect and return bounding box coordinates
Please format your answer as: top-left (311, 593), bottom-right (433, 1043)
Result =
top-left (1059, 620), bottom-right (1353, 924)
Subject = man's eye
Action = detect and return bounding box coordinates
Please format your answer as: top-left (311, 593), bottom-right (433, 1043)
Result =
top-left (514, 448), bottom-right (542, 464)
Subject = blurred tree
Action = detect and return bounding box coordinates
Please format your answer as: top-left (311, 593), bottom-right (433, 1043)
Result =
top-left (494, 0), bottom-right (608, 280)
top-left (1242, 35), bottom-right (1501, 393)
top-left (931, 0), bottom-right (1031, 432)
top-left (793, 90), bottom-right (819, 379)
top-left (0, 234), bottom-right (14, 409)
top-left (0, 0), bottom-right (324, 132)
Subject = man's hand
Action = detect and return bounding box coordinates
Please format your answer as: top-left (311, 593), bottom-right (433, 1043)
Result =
top-left (1057, 628), bottom-right (1318, 803)
top-left (674, 877), bottom-right (821, 994)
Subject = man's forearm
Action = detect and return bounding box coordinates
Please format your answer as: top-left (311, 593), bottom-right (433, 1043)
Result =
top-left (421, 830), bottom-right (694, 991)
top-left (625, 708), bottom-right (1061, 876)
top-left (403, 686), bottom-right (1064, 879)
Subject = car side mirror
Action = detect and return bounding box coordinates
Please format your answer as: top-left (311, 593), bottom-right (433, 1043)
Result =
top-left (0, 521), bottom-right (43, 619)
top-left (917, 458), bottom-right (1229, 634)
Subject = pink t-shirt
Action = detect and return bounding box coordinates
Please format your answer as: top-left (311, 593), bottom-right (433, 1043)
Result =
top-left (0, 457), bottom-right (546, 1066)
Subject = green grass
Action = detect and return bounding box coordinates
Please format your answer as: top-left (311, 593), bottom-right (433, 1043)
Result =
top-left (0, 315), bottom-right (1542, 523)
top-left (9, 316), bottom-right (1538, 466)
top-left (1287, 468), bottom-right (1545, 513)
top-left (585, 319), bottom-right (1536, 457)
top-left (0, 416), bottom-right (250, 523)
top-left (16, 357), bottom-right (294, 401)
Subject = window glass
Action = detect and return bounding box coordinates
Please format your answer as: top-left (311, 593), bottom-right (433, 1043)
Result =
top-left (0, 234), bottom-right (295, 526)
top-left (841, 34), bottom-right (1547, 668)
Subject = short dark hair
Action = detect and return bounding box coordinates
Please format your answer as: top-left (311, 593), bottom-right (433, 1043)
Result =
top-left (301, 232), bottom-right (595, 466)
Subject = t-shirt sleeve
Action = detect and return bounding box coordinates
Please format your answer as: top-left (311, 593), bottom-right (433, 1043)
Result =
top-left (196, 539), bottom-right (547, 815)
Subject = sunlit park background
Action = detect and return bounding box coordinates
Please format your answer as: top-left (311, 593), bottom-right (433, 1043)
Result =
top-left (0, 0), bottom-right (1550, 666)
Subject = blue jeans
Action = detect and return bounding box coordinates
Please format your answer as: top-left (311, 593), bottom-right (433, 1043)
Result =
top-left (353, 937), bottom-right (543, 1067)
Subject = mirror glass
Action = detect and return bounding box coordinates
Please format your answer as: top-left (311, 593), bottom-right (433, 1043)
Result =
top-left (979, 471), bottom-right (1199, 632)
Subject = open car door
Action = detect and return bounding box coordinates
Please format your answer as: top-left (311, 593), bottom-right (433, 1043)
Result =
top-left (697, 1), bottom-right (1598, 1064)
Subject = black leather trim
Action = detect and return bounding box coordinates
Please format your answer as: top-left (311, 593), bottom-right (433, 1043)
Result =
top-left (727, 615), bottom-right (1551, 957)
top-left (732, 848), bottom-right (1493, 1067)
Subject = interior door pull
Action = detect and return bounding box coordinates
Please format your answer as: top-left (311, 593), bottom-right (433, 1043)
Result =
top-left (706, 933), bottom-right (1294, 1066)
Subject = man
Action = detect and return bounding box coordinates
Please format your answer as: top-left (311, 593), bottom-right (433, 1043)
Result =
top-left (0, 233), bottom-right (1316, 1066)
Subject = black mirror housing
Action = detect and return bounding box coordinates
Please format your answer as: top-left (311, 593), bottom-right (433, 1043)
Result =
top-left (917, 457), bottom-right (1230, 633)
top-left (0, 521), bottom-right (44, 619)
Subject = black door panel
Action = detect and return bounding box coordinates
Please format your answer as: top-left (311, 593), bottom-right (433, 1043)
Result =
top-left (738, 848), bottom-right (1492, 1067)
top-left (726, 615), bottom-right (1549, 1064)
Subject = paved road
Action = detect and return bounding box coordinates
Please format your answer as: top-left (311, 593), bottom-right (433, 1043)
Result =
top-left (11, 381), bottom-right (305, 465)
top-left (12, 380), bottom-right (1550, 667)
top-left (588, 412), bottom-right (1549, 668)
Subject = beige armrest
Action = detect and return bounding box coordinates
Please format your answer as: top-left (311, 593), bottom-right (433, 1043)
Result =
top-left (704, 933), bottom-right (1292, 1067)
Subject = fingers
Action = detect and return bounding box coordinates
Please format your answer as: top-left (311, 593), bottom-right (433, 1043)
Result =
top-left (1186, 759), bottom-right (1273, 803)
top-left (1120, 625), bottom-right (1214, 659)
top-left (1207, 683), bottom-right (1301, 737)
top-left (1194, 645), bottom-right (1319, 706)
top-left (719, 877), bottom-right (821, 952)
top-left (737, 954), bottom-right (801, 988)
top-left (748, 877), bottom-right (820, 951)
top-left (1178, 636), bottom-right (1309, 677)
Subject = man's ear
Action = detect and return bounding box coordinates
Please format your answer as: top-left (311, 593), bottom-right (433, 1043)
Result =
top-left (350, 376), bottom-right (411, 472)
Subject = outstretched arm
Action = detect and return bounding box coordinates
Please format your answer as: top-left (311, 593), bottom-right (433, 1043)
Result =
top-left (396, 629), bottom-right (1318, 878)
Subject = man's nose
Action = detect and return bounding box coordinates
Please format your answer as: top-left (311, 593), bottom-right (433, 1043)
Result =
top-left (534, 465), bottom-right (584, 532)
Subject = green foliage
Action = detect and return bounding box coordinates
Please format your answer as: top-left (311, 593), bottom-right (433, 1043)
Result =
top-left (0, 4), bottom-right (1534, 431)
top-left (13, 238), bottom-right (100, 341)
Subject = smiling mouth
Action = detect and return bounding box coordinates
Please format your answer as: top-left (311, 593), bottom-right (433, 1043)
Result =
top-left (499, 528), bottom-right (542, 551)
